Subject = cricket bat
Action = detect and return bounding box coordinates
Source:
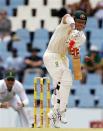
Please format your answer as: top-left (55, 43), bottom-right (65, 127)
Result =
top-left (72, 56), bottom-right (82, 80)
top-left (67, 36), bottom-right (82, 80)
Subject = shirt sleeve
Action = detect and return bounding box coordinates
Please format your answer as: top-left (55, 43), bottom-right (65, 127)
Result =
top-left (61, 14), bottom-right (75, 28)
top-left (15, 81), bottom-right (29, 106)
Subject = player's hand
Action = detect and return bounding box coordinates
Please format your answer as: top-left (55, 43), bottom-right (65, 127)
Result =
top-left (68, 44), bottom-right (80, 57)
top-left (1, 102), bottom-right (10, 108)
top-left (70, 47), bottom-right (80, 57)
top-left (17, 102), bottom-right (24, 109)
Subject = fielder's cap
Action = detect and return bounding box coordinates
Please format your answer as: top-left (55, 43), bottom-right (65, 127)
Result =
top-left (74, 10), bottom-right (87, 22)
top-left (5, 70), bottom-right (16, 80)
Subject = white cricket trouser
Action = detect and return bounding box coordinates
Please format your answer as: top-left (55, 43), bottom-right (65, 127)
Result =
top-left (43, 52), bottom-right (73, 112)
top-left (8, 95), bottom-right (30, 127)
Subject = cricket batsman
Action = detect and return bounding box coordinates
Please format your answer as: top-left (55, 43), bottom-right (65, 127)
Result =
top-left (0, 70), bottom-right (30, 127)
top-left (43, 10), bottom-right (87, 127)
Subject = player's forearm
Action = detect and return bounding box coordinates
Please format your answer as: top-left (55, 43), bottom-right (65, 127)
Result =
top-left (19, 90), bottom-right (29, 106)
top-left (0, 103), bottom-right (6, 108)
top-left (0, 102), bottom-right (10, 108)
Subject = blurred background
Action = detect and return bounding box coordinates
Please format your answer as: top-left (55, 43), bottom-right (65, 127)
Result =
top-left (0, 0), bottom-right (103, 128)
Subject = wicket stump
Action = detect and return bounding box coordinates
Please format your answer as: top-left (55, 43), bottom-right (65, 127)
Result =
top-left (34, 77), bottom-right (51, 128)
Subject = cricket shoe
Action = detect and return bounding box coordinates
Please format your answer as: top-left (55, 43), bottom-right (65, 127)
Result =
top-left (47, 110), bottom-right (60, 128)
top-left (56, 109), bottom-right (68, 124)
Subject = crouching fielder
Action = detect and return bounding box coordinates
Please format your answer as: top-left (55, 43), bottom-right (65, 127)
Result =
top-left (43, 10), bottom-right (87, 127)
top-left (0, 70), bottom-right (30, 127)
